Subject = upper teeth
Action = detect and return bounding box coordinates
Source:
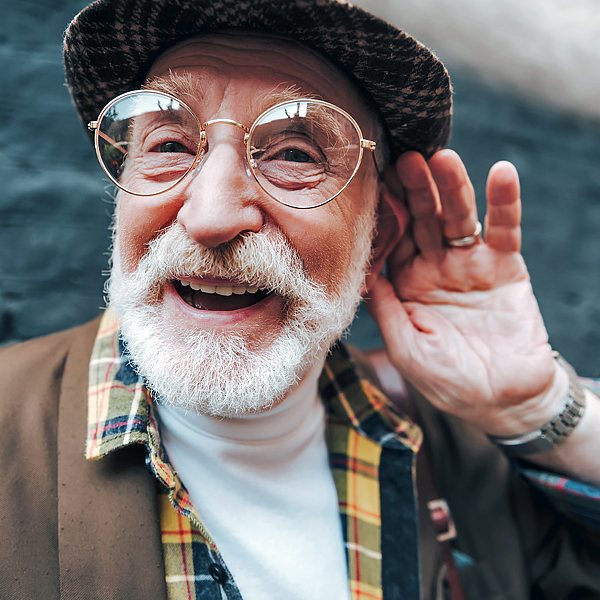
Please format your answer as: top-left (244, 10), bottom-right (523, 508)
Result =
top-left (180, 280), bottom-right (259, 297)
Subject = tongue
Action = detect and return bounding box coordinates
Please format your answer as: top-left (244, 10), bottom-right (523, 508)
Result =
top-left (191, 290), bottom-right (267, 311)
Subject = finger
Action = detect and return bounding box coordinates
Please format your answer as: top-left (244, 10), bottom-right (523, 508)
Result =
top-left (428, 149), bottom-right (479, 242)
top-left (395, 151), bottom-right (444, 255)
top-left (484, 161), bottom-right (521, 252)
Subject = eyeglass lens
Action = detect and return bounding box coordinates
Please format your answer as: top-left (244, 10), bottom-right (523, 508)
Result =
top-left (96, 92), bottom-right (363, 207)
top-left (96, 92), bottom-right (201, 195)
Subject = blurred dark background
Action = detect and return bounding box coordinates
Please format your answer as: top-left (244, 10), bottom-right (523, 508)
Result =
top-left (1, 0), bottom-right (599, 375)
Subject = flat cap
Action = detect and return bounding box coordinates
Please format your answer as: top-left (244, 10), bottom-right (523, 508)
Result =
top-left (64, 0), bottom-right (453, 158)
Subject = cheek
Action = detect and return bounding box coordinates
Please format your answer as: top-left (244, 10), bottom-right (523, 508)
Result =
top-left (282, 209), bottom-right (363, 289)
top-left (116, 196), bottom-right (179, 273)
top-left (287, 182), bottom-right (378, 287)
top-left (301, 232), bottom-right (349, 284)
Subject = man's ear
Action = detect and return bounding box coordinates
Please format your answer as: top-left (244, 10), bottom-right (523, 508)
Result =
top-left (366, 181), bottom-right (409, 292)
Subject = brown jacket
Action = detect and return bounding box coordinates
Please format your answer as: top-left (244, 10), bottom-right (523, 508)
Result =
top-left (0, 319), bottom-right (598, 599)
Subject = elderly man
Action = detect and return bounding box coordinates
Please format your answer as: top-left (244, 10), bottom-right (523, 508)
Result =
top-left (1, 0), bottom-right (599, 598)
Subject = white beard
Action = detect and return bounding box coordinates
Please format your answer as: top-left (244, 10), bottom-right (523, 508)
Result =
top-left (107, 214), bottom-right (375, 417)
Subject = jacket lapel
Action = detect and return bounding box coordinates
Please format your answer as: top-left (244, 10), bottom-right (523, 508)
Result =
top-left (56, 318), bottom-right (167, 599)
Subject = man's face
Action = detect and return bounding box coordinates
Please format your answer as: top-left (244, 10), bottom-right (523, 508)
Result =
top-left (108, 31), bottom-right (381, 416)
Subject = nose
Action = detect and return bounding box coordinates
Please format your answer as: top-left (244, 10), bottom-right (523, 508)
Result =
top-left (176, 130), bottom-right (265, 248)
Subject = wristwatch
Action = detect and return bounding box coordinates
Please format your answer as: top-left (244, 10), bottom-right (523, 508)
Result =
top-left (487, 352), bottom-right (586, 457)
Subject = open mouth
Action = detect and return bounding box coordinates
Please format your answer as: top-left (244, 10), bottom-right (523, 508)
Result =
top-left (173, 278), bottom-right (272, 311)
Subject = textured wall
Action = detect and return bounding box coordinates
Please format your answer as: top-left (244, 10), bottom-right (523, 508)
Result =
top-left (1, 0), bottom-right (599, 375)
top-left (0, 0), bottom-right (111, 341)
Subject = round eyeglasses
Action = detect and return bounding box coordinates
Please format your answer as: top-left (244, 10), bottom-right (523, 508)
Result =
top-left (88, 90), bottom-right (377, 209)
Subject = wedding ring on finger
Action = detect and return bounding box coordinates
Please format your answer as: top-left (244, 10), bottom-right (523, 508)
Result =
top-left (445, 221), bottom-right (482, 248)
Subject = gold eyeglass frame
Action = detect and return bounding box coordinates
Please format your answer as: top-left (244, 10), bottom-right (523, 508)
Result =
top-left (88, 89), bottom-right (377, 209)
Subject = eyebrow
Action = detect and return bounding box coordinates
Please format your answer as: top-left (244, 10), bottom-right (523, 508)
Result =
top-left (144, 75), bottom-right (319, 114)
top-left (143, 71), bottom-right (206, 105)
top-left (254, 85), bottom-right (320, 116)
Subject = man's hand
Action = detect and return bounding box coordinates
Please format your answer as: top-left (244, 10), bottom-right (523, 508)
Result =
top-left (367, 149), bottom-right (561, 435)
top-left (367, 149), bottom-right (600, 487)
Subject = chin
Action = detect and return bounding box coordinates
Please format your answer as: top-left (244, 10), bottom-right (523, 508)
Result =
top-left (116, 300), bottom-right (323, 417)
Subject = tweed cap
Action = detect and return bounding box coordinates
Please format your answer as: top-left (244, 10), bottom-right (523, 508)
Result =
top-left (63, 0), bottom-right (452, 159)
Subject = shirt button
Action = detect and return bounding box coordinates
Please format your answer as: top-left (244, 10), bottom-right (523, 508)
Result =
top-left (208, 563), bottom-right (228, 585)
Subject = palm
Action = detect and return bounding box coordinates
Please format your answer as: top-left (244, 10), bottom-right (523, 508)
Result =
top-left (368, 151), bottom-right (555, 429)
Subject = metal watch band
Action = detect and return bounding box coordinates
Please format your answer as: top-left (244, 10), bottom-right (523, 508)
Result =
top-left (487, 352), bottom-right (587, 457)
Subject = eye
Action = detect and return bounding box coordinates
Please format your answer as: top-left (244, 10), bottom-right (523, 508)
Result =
top-left (279, 148), bottom-right (316, 163)
top-left (257, 136), bottom-right (324, 165)
top-left (155, 140), bottom-right (191, 153)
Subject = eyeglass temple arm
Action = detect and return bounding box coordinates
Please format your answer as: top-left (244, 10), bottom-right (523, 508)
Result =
top-left (88, 121), bottom-right (127, 155)
top-left (361, 138), bottom-right (381, 176)
top-left (360, 139), bottom-right (377, 151)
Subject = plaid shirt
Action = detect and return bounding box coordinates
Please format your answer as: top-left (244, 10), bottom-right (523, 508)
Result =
top-left (87, 309), bottom-right (600, 599)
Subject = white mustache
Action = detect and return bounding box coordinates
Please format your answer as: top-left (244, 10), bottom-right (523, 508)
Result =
top-left (122, 222), bottom-right (330, 304)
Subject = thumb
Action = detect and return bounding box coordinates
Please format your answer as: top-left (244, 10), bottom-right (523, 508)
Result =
top-left (365, 274), bottom-right (413, 366)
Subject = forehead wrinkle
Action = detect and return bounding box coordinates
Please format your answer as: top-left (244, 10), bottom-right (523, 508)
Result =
top-left (144, 35), bottom-right (382, 152)
top-left (146, 33), bottom-right (367, 110)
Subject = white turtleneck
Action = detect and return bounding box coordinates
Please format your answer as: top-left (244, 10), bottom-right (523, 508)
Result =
top-left (155, 358), bottom-right (351, 600)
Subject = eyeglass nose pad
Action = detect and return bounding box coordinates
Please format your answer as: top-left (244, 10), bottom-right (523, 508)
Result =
top-left (243, 132), bottom-right (254, 181)
top-left (189, 132), bottom-right (208, 180)
top-left (189, 154), bottom-right (207, 180)
top-left (244, 155), bottom-right (254, 181)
